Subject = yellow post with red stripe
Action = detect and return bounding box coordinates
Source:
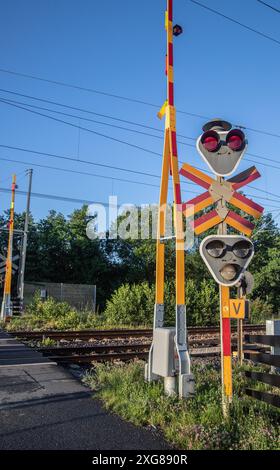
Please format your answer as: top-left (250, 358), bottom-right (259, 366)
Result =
top-left (1, 174), bottom-right (16, 321)
top-left (165, 0), bottom-right (185, 307)
top-left (155, 0), bottom-right (185, 307)
top-left (220, 286), bottom-right (233, 407)
top-left (147, 1), bottom-right (194, 398)
top-left (217, 177), bottom-right (233, 416)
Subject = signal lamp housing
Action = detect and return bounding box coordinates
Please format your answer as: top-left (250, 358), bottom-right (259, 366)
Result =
top-left (201, 130), bottom-right (220, 153)
top-left (206, 240), bottom-right (226, 258)
top-left (226, 129), bottom-right (245, 152)
top-left (200, 235), bottom-right (254, 286)
top-left (197, 119), bottom-right (248, 176)
top-left (220, 264), bottom-right (238, 281)
top-left (173, 24), bottom-right (183, 36)
top-left (232, 240), bottom-right (252, 259)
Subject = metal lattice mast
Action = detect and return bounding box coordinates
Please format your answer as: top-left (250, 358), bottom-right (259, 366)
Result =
top-left (18, 169), bottom-right (33, 308)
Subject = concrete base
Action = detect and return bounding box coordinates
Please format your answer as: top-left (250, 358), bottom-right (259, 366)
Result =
top-left (178, 373), bottom-right (195, 399)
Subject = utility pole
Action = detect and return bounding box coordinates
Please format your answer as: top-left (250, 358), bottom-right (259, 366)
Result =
top-left (1, 174), bottom-right (16, 321)
top-left (18, 169), bottom-right (33, 310)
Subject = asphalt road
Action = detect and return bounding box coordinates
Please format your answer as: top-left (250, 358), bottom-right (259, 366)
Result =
top-left (0, 391), bottom-right (169, 450)
top-left (0, 330), bottom-right (169, 450)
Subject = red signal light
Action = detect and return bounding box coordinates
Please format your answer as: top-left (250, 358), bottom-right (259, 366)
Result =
top-left (226, 129), bottom-right (245, 151)
top-left (173, 24), bottom-right (183, 36)
top-left (201, 131), bottom-right (220, 152)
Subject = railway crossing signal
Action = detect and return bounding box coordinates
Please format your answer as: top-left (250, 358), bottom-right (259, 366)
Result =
top-left (196, 119), bottom-right (248, 177)
top-left (180, 117), bottom-right (263, 415)
top-left (199, 235), bottom-right (254, 287)
top-left (180, 164), bottom-right (264, 236)
top-left (147, 0), bottom-right (264, 414)
top-left (0, 254), bottom-right (19, 275)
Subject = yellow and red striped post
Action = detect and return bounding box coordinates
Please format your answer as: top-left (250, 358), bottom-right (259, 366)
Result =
top-left (155, 0), bottom-right (184, 309)
top-left (146, 0), bottom-right (193, 397)
top-left (1, 174), bottom-right (16, 321)
top-left (217, 177), bottom-right (232, 415)
top-left (220, 286), bottom-right (233, 412)
top-left (165, 0), bottom-right (185, 307)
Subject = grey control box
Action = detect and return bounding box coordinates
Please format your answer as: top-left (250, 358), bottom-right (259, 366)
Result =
top-left (152, 327), bottom-right (176, 377)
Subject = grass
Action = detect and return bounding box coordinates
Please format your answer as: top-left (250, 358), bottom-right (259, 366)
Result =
top-left (84, 361), bottom-right (280, 450)
top-left (1, 294), bottom-right (149, 332)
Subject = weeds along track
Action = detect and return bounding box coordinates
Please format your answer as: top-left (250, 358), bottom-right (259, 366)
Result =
top-left (10, 325), bottom-right (265, 365)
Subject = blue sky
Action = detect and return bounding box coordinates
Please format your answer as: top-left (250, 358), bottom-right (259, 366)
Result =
top-left (0, 0), bottom-right (280, 223)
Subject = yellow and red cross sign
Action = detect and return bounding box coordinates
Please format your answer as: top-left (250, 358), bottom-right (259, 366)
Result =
top-left (180, 164), bottom-right (264, 236)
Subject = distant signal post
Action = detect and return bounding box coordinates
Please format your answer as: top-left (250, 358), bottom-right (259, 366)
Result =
top-left (1, 174), bottom-right (17, 321)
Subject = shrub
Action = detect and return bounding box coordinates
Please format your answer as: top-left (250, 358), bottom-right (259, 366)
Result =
top-left (186, 279), bottom-right (219, 326)
top-left (104, 282), bottom-right (155, 326)
top-left (250, 297), bottom-right (274, 324)
top-left (26, 293), bottom-right (74, 320)
top-left (104, 279), bottom-right (219, 327)
top-left (5, 293), bottom-right (105, 331)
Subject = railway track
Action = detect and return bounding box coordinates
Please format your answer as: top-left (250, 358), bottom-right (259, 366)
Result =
top-left (11, 324), bottom-right (265, 341)
top-left (38, 344), bottom-right (222, 364)
top-left (35, 335), bottom-right (265, 365)
top-left (9, 325), bottom-right (265, 365)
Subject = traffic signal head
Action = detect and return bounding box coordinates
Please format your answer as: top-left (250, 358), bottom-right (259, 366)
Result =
top-left (197, 119), bottom-right (247, 177)
top-left (200, 235), bottom-right (254, 286)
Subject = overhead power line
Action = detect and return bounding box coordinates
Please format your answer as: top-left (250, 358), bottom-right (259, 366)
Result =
top-left (0, 143), bottom-right (161, 179)
top-left (0, 142), bottom-right (274, 199)
top-left (1, 99), bottom-right (279, 199)
top-left (2, 92), bottom-right (280, 169)
top-left (249, 184), bottom-right (280, 200)
top-left (2, 86), bottom-right (280, 156)
top-left (0, 98), bottom-right (164, 158)
top-left (0, 96), bottom-right (168, 143)
top-left (0, 143), bottom-right (199, 191)
top-left (0, 186), bottom-right (108, 207)
top-left (0, 88), bottom-right (167, 137)
top-left (0, 186), bottom-right (278, 211)
top-left (1, 96), bottom-right (280, 175)
top-left (189, 0), bottom-right (280, 46)
top-left (0, 98), bottom-right (214, 177)
top-left (0, 157), bottom-right (160, 189)
top-left (3, 154), bottom-right (280, 203)
top-left (1, 73), bottom-right (280, 140)
top-left (0, 144), bottom-right (279, 205)
top-left (0, 67), bottom-right (207, 120)
top-left (257, 0), bottom-right (280, 14)
top-left (0, 156), bottom-right (201, 197)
